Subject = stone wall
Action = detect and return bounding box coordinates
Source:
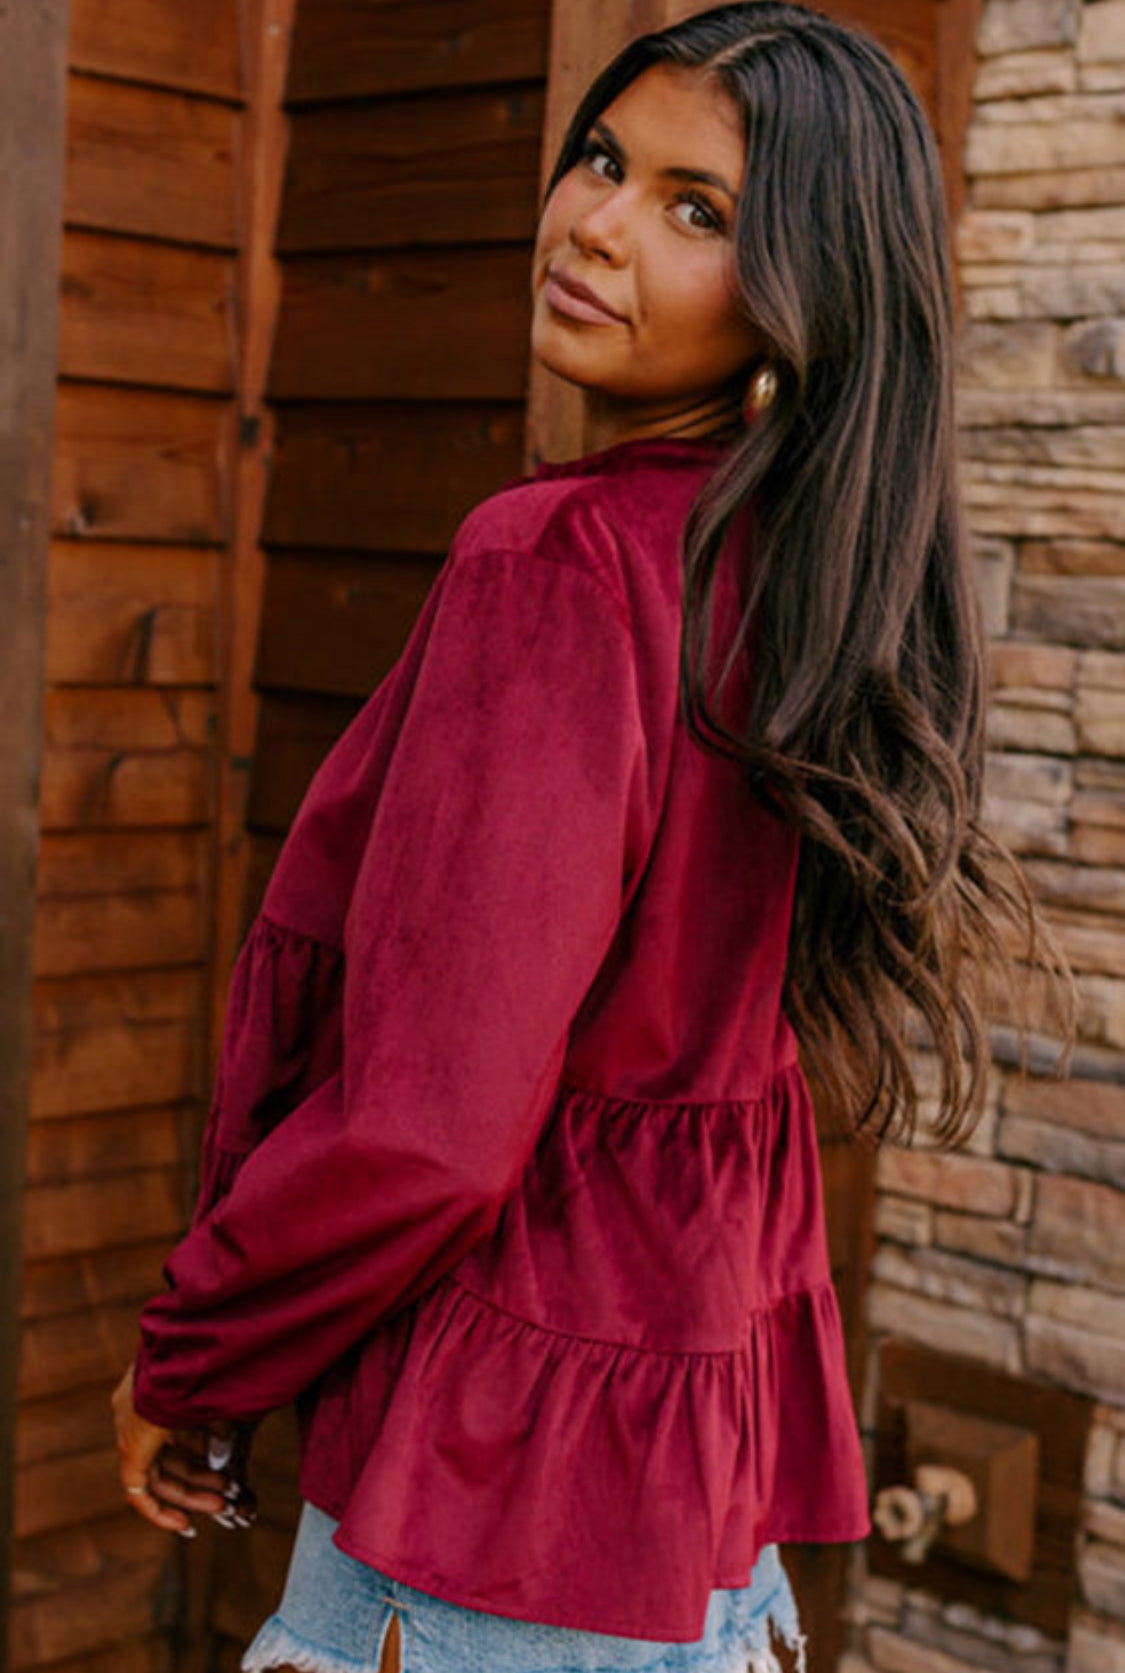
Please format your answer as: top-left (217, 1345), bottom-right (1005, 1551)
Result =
top-left (840, 3), bottom-right (1125, 1671)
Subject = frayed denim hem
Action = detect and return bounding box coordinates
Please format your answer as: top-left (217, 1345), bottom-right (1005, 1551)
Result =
top-left (241, 1597), bottom-right (808, 1673)
top-left (243, 1613), bottom-right (383, 1673)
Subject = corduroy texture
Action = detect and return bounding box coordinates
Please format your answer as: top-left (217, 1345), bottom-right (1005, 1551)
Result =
top-left (132, 434), bottom-right (870, 1641)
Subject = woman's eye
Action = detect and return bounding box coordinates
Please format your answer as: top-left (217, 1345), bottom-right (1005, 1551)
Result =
top-left (577, 140), bottom-right (724, 234)
top-left (580, 138), bottom-right (621, 180)
top-left (672, 195), bottom-right (725, 235)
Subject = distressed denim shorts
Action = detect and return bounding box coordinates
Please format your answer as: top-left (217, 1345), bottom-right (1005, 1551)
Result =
top-left (241, 1499), bottom-right (809, 1673)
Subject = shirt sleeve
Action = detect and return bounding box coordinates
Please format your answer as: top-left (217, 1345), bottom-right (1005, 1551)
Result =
top-left (131, 541), bottom-right (648, 1429)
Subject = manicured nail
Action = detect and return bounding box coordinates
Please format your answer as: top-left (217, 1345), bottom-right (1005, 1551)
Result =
top-left (223, 1483), bottom-right (241, 1500)
top-left (178, 1525), bottom-right (197, 1539)
top-left (208, 1436), bottom-right (233, 1469)
top-left (213, 1511), bottom-right (237, 1528)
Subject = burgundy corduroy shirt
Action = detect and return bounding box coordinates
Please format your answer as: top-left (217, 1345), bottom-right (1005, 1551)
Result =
top-left (131, 431), bottom-right (871, 1642)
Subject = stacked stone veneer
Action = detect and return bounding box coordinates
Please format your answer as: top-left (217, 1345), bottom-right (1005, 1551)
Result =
top-left (840, 4), bottom-right (1125, 1672)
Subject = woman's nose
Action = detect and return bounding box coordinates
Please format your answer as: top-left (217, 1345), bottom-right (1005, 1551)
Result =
top-left (569, 194), bottom-right (630, 263)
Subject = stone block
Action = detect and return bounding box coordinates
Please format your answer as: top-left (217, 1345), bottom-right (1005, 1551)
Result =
top-left (986, 704), bottom-right (1076, 752)
top-left (1025, 264), bottom-right (1125, 316)
top-left (956, 320), bottom-right (1059, 386)
top-left (958, 209), bottom-right (1037, 261)
top-left (1002, 1070), bottom-right (1125, 1139)
top-left (1020, 538), bottom-right (1125, 577)
top-left (1079, 974), bottom-right (1125, 1050)
top-left (972, 164), bottom-right (1125, 210)
top-left (1012, 576), bottom-right (1125, 643)
top-left (966, 122), bottom-right (1125, 176)
top-left (1065, 1612), bottom-right (1125, 1673)
top-left (1028, 1172), bottom-right (1125, 1287)
top-left (1063, 321), bottom-right (1125, 382)
top-left (875, 1147), bottom-right (1019, 1215)
top-left (1000, 1114), bottom-right (1125, 1182)
top-left (974, 45), bottom-right (1077, 97)
top-left (870, 1240), bottom-right (1027, 1316)
top-left (1086, 1498), bottom-right (1125, 1545)
top-left (867, 1622), bottom-right (1007, 1673)
top-left (1026, 1312), bottom-right (1125, 1400)
top-left (1076, 689), bottom-right (1125, 753)
top-left (1080, 2), bottom-right (1125, 64)
top-left (874, 1193), bottom-right (934, 1245)
top-left (1083, 1542), bottom-right (1125, 1618)
top-left (868, 1284), bottom-right (1022, 1370)
top-left (1085, 1421), bottom-right (1118, 1493)
top-left (978, 0), bottom-right (1081, 57)
top-left (983, 747), bottom-right (1073, 801)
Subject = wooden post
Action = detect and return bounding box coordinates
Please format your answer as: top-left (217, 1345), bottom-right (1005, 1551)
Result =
top-left (0, 0), bottom-right (72, 1663)
top-left (209, 0), bottom-right (297, 1069)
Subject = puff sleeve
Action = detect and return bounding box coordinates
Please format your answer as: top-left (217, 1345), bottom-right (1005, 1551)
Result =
top-left (130, 540), bottom-right (648, 1429)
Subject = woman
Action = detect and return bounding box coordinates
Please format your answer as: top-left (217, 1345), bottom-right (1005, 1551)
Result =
top-left (112, 5), bottom-right (1077, 1671)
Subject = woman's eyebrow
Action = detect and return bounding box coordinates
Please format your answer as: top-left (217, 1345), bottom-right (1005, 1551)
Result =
top-left (590, 118), bottom-right (737, 201)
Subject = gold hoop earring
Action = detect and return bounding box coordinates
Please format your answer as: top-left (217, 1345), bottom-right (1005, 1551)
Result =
top-left (742, 362), bottom-right (779, 421)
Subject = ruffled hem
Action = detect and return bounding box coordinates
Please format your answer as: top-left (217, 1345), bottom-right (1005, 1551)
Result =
top-left (296, 1271), bottom-right (870, 1643)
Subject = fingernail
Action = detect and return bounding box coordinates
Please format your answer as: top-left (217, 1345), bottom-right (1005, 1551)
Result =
top-left (178, 1525), bottom-right (197, 1539)
top-left (208, 1437), bottom-right (233, 1469)
top-left (213, 1511), bottom-right (237, 1528)
top-left (233, 1513), bottom-right (252, 1527)
top-left (224, 1483), bottom-right (241, 1500)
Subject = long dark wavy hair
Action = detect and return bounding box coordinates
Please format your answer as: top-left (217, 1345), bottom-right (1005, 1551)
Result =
top-left (541, 0), bottom-right (1078, 1149)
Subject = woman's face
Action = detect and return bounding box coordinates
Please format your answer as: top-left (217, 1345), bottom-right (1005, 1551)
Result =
top-left (530, 63), bottom-right (765, 441)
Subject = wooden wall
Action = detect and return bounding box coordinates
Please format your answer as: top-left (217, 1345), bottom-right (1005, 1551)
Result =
top-left (10, 2), bottom-right (242, 1667)
top-left (210, 0), bottom-right (553, 1661)
top-left (231, 0), bottom-right (550, 941)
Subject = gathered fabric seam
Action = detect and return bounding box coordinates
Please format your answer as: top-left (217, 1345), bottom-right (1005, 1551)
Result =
top-left (440, 1272), bottom-right (834, 1360)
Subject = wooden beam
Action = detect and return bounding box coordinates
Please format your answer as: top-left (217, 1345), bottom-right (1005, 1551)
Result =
top-left (0, 1), bottom-right (72, 1662)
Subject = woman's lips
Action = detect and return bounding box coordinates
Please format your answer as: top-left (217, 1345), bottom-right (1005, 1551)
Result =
top-left (543, 271), bottom-right (627, 325)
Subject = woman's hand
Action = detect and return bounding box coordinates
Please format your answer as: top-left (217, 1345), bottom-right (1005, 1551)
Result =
top-left (112, 1361), bottom-right (257, 1536)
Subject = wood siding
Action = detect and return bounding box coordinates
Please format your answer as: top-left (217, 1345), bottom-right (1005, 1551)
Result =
top-left (206, 0), bottom-right (551, 1662)
top-left (10, 3), bottom-right (241, 1668)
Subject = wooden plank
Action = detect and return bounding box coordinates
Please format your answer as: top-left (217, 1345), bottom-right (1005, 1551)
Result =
top-left (16, 1634), bottom-right (172, 1673)
top-left (209, 0), bottom-right (297, 1086)
top-left (19, 1239), bottom-right (173, 1324)
top-left (59, 231), bottom-right (236, 394)
top-left (35, 882), bottom-right (204, 976)
top-left (262, 401), bottom-right (525, 551)
top-left (34, 832), bottom-right (206, 980)
top-left (278, 86), bottom-right (544, 251)
top-left (10, 1519), bottom-right (173, 1670)
top-left (39, 688), bottom-right (216, 832)
top-left (64, 75), bottom-right (239, 250)
top-left (68, 0), bottom-right (242, 102)
top-left (17, 1297), bottom-right (156, 1403)
top-left (256, 550), bottom-right (439, 697)
top-left (248, 693), bottom-right (362, 833)
top-left (24, 1109), bottom-right (185, 1189)
top-left (24, 1170), bottom-right (185, 1263)
top-left (0, 0), bottom-right (71, 1654)
top-left (16, 1385), bottom-right (147, 1468)
top-left (270, 246), bottom-right (531, 401)
top-left (46, 541), bottom-right (218, 686)
top-left (286, 0), bottom-right (548, 103)
top-left (15, 1446), bottom-right (139, 1540)
top-left (51, 383), bottom-right (234, 547)
top-left (30, 969), bottom-right (205, 1121)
